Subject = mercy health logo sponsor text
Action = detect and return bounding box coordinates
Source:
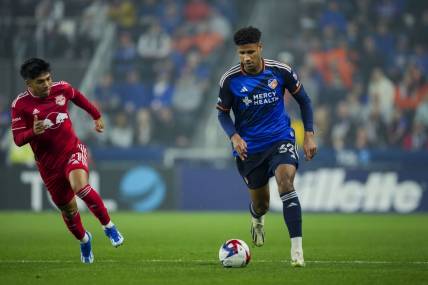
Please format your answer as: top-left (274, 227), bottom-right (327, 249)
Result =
top-left (242, 91), bottom-right (279, 107)
top-left (269, 168), bottom-right (425, 213)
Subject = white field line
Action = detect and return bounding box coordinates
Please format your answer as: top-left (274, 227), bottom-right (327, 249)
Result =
top-left (0, 259), bottom-right (427, 265)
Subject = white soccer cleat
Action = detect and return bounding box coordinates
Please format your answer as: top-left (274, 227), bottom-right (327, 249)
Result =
top-left (250, 216), bottom-right (265, 247)
top-left (290, 249), bottom-right (305, 267)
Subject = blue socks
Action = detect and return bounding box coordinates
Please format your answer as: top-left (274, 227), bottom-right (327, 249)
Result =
top-left (280, 191), bottom-right (302, 238)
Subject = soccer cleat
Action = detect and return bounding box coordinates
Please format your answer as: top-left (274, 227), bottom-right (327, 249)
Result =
top-left (104, 225), bottom-right (124, 247)
top-left (250, 216), bottom-right (265, 247)
top-left (290, 249), bottom-right (305, 267)
top-left (80, 232), bottom-right (94, 264)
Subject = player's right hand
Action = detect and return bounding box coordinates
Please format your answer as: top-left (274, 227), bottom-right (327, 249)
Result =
top-left (303, 131), bottom-right (317, 161)
top-left (33, 115), bottom-right (45, 135)
top-left (231, 133), bottom-right (247, 161)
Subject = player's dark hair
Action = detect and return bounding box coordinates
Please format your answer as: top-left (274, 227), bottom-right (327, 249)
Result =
top-left (233, 26), bottom-right (262, 45)
top-left (20, 58), bottom-right (51, 80)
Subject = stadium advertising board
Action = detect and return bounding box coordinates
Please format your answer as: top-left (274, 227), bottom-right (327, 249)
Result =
top-left (179, 166), bottom-right (428, 213)
top-left (1, 164), bottom-right (175, 211)
top-left (2, 164), bottom-right (427, 213)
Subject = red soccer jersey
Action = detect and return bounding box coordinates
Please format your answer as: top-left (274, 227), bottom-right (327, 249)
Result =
top-left (11, 81), bottom-right (101, 170)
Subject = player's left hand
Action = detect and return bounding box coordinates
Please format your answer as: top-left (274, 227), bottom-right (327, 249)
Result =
top-left (94, 117), bottom-right (104, 133)
top-left (303, 131), bottom-right (317, 161)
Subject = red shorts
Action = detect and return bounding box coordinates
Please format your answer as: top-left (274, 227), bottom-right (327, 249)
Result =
top-left (38, 143), bottom-right (90, 207)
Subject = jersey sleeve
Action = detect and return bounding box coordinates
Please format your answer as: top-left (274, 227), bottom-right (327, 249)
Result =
top-left (280, 67), bottom-right (314, 132)
top-left (68, 85), bottom-right (101, 120)
top-left (280, 67), bottom-right (302, 95)
top-left (11, 102), bottom-right (34, 146)
top-left (216, 77), bottom-right (233, 112)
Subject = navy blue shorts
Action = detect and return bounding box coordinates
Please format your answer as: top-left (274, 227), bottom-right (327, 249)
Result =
top-left (236, 141), bottom-right (299, 189)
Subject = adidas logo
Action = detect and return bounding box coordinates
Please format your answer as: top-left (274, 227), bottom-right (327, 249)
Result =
top-left (287, 202), bottom-right (298, 208)
top-left (240, 86), bottom-right (248, 93)
top-left (32, 109), bottom-right (40, 115)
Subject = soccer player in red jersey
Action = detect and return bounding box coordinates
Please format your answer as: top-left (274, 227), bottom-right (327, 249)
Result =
top-left (11, 58), bottom-right (124, 264)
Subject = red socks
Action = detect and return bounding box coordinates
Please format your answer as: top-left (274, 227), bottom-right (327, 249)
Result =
top-left (76, 184), bottom-right (111, 226)
top-left (62, 211), bottom-right (86, 240)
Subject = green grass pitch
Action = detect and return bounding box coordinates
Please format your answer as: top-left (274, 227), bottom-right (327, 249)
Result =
top-left (0, 212), bottom-right (427, 285)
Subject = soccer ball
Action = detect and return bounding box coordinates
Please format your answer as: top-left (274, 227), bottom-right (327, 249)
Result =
top-left (218, 239), bottom-right (251, 268)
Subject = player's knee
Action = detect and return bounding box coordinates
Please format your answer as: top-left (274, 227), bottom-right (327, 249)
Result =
top-left (70, 181), bottom-right (88, 193)
top-left (60, 198), bottom-right (79, 219)
top-left (68, 169), bottom-right (89, 193)
top-left (61, 207), bottom-right (78, 219)
top-left (277, 175), bottom-right (294, 193)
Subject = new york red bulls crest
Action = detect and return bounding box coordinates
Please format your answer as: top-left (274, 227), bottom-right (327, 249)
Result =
top-left (55, 95), bottom-right (66, 106)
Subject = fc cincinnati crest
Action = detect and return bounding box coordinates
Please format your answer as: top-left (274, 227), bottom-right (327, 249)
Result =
top-left (55, 95), bottom-right (66, 106)
top-left (268, 79), bottom-right (278, 89)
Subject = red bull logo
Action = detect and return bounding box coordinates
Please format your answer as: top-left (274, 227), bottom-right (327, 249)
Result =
top-left (42, 112), bottom-right (69, 129)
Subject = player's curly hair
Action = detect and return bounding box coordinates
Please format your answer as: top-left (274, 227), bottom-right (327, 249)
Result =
top-left (233, 26), bottom-right (262, 45)
top-left (20, 58), bottom-right (51, 80)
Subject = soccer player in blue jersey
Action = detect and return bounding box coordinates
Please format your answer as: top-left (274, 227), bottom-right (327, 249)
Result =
top-left (217, 27), bottom-right (317, 267)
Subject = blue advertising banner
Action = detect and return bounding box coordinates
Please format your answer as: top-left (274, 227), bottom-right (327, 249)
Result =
top-left (271, 168), bottom-right (428, 213)
top-left (1, 164), bottom-right (175, 212)
top-left (178, 166), bottom-right (428, 213)
top-left (2, 162), bottom-right (428, 213)
top-left (177, 166), bottom-right (248, 211)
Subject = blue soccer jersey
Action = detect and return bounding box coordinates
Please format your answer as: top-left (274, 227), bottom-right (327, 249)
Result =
top-left (217, 59), bottom-right (302, 154)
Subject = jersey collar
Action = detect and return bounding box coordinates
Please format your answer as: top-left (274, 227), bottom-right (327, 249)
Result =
top-left (27, 88), bottom-right (50, 99)
top-left (27, 88), bottom-right (37, 98)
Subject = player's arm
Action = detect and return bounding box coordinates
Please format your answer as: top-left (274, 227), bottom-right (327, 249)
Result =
top-left (292, 87), bottom-right (317, 160)
top-left (216, 79), bottom-right (247, 160)
top-left (11, 105), bottom-right (39, 146)
top-left (217, 110), bottom-right (247, 160)
top-left (69, 86), bottom-right (104, 133)
top-left (283, 69), bottom-right (317, 160)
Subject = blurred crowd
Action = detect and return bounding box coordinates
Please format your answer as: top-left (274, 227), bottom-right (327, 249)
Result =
top-left (281, 0), bottom-right (428, 151)
top-left (0, 0), bottom-right (236, 153)
top-left (89, 0), bottom-right (236, 148)
top-left (1, 0), bottom-right (427, 163)
top-left (0, 0), bottom-right (104, 59)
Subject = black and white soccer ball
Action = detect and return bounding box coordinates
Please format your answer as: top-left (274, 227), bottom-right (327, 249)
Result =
top-left (218, 239), bottom-right (251, 268)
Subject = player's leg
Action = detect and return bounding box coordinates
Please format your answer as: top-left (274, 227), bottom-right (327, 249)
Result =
top-left (68, 168), bottom-right (124, 247)
top-left (237, 153), bottom-right (270, 247)
top-left (38, 167), bottom-right (93, 264)
top-left (58, 197), bottom-right (93, 264)
top-left (248, 184), bottom-right (269, 246)
top-left (274, 164), bottom-right (305, 267)
top-left (68, 169), bottom-right (110, 225)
